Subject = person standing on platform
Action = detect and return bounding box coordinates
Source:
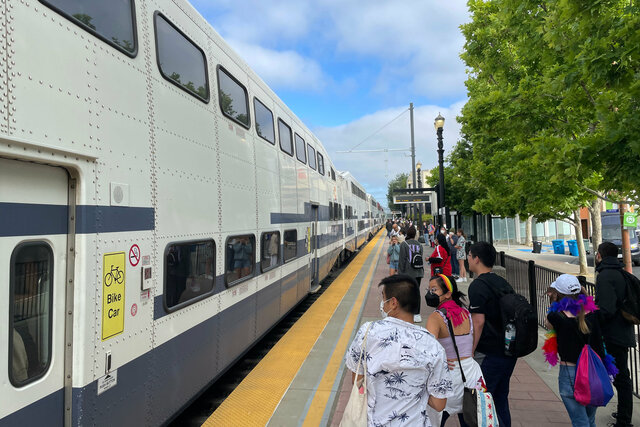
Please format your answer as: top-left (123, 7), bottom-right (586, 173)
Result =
top-left (428, 233), bottom-right (452, 277)
top-left (455, 229), bottom-right (468, 282)
top-left (428, 222), bottom-right (436, 247)
top-left (390, 223), bottom-right (400, 240)
top-left (345, 274), bottom-right (454, 427)
top-left (425, 274), bottom-right (485, 427)
top-left (397, 228), bottom-right (406, 243)
top-left (467, 241), bottom-right (517, 427)
top-left (595, 242), bottom-right (636, 427)
top-left (398, 226), bottom-right (424, 323)
top-left (387, 235), bottom-right (401, 275)
top-left (448, 230), bottom-right (459, 278)
top-left (545, 274), bottom-right (614, 427)
top-left (386, 219), bottom-right (393, 238)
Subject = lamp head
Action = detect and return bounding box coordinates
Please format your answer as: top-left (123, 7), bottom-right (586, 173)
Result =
top-left (416, 161), bottom-right (422, 170)
top-left (434, 113), bottom-right (445, 130)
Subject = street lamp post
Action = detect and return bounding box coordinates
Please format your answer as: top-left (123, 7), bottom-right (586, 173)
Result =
top-left (417, 161), bottom-right (423, 224)
top-left (434, 113), bottom-right (446, 227)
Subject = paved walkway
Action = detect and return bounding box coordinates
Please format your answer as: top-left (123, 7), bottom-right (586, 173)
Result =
top-left (329, 238), bottom-right (640, 426)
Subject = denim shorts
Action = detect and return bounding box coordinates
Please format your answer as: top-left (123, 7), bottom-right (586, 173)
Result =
top-left (389, 260), bottom-right (399, 270)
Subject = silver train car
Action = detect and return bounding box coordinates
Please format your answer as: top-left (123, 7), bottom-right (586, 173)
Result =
top-left (0, 0), bottom-right (384, 426)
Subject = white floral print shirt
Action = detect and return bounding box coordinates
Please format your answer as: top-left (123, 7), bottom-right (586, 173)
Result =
top-left (345, 317), bottom-right (454, 426)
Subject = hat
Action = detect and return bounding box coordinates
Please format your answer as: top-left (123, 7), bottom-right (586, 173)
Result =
top-left (550, 274), bottom-right (582, 295)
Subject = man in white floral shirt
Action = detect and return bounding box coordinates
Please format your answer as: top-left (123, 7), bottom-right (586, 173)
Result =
top-left (345, 274), bottom-right (454, 426)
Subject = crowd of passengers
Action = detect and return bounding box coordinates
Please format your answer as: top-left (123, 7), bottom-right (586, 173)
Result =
top-left (344, 222), bottom-right (635, 427)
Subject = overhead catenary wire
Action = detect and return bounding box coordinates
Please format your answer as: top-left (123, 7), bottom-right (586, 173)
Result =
top-left (342, 107), bottom-right (409, 152)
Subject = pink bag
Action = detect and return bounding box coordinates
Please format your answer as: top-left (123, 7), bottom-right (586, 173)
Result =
top-left (573, 344), bottom-right (614, 407)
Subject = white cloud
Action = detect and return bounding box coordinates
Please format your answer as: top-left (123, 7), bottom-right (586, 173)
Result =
top-left (228, 40), bottom-right (328, 92)
top-left (192, 0), bottom-right (470, 100)
top-left (314, 101), bottom-right (466, 208)
top-left (191, 0), bottom-right (313, 45)
top-left (324, 1), bottom-right (469, 99)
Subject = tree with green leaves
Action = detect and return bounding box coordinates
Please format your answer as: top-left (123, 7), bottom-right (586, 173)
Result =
top-left (386, 173), bottom-right (408, 213)
top-left (458, 0), bottom-right (640, 274)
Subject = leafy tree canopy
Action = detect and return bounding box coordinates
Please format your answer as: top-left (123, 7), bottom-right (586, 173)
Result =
top-left (387, 173), bottom-right (408, 212)
top-left (456, 0), bottom-right (640, 222)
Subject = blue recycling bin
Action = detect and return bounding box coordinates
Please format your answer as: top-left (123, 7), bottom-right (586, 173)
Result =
top-left (552, 239), bottom-right (565, 254)
top-left (567, 240), bottom-right (579, 256)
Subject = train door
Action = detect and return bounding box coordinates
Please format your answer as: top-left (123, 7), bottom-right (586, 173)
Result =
top-left (0, 158), bottom-right (70, 426)
top-left (310, 204), bottom-right (320, 292)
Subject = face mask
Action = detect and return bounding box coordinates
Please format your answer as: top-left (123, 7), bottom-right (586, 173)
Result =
top-left (441, 229), bottom-right (446, 234)
top-left (425, 291), bottom-right (441, 308)
top-left (379, 299), bottom-right (391, 318)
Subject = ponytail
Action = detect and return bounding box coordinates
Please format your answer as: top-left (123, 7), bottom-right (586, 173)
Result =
top-left (577, 309), bottom-right (590, 334)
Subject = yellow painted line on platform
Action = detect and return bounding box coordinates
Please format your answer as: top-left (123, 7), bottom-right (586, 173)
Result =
top-left (302, 233), bottom-right (384, 427)
top-left (202, 230), bottom-right (385, 427)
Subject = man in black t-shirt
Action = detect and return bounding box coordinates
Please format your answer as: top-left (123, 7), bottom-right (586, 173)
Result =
top-left (467, 241), bottom-right (517, 427)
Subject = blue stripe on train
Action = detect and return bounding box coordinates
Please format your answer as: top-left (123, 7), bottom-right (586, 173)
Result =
top-left (0, 202), bottom-right (154, 236)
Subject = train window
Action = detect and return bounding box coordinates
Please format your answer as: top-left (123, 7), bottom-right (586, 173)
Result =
top-left (283, 230), bottom-right (297, 262)
top-left (254, 98), bottom-right (275, 144)
top-left (217, 67), bottom-right (250, 128)
top-left (164, 240), bottom-right (215, 311)
top-left (330, 167), bottom-right (336, 181)
top-left (9, 243), bottom-right (53, 387)
top-left (39, 0), bottom-right (137, 57)
top-left (329, 202), bottom-right (334, 221)
top-left (317, 153), bottom-right (325, 175)
top-left (339, 204), bottom-right (343, 220)
top-left (278, 119), bottom-right (293, 156)
top-left (260, 231), bottom-right (280, 272)
top-left (155, 13), bottom-right (209, 102)
top-left (225, 235), bottom-right (255, 285)
top-left (295, 134), bottom-right (307, 164)
top-left (334, 203), bottom-right (340, 221)
top-left (307, 145), bottom-right (317, 170)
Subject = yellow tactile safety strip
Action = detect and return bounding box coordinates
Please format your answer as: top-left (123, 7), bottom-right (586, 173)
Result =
top-left (202, 230), bottom-right (385, 427)
top-left (302, 233), bottom-right (383, 426)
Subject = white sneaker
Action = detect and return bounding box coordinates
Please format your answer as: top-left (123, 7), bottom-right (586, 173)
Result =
top-left (414, 314), bottom-right (422, 323)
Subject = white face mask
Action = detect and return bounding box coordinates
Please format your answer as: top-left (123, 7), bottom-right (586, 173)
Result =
top-left (379, 298), bottom-right (391, 318)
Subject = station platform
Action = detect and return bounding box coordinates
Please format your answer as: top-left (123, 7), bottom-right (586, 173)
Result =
top-left (203, 230), bottom-right (640, 426)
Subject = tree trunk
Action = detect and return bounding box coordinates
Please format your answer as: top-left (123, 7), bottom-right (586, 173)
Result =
top-left (587, 198), bottom-right (602, 254)
top-left (574, 210), bottom-right (588, 276)
top-left (525, 215), bottom-right (533, 246)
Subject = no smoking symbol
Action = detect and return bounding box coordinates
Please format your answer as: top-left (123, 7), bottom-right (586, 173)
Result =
top-left (129, 244), bottom-right (140, 267)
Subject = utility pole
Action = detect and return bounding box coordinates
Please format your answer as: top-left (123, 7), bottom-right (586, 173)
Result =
top-left (436, 117), bottom-right (445, 227)
top-left (410, 103), bottom-right (416, 221)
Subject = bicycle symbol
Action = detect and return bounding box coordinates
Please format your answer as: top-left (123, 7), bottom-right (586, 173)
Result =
top-left (104, 265), bottom-right (124, 287)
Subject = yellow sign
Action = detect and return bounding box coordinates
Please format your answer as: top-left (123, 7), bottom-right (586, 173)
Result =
top-left (102, 252), bottom-right (126, 340)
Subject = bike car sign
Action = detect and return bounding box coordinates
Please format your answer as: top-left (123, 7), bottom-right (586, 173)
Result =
top-left (102, 252), bottom-right (126, 340)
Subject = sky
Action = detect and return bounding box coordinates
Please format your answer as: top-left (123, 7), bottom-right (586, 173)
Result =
top-left (190, 0), bottom-right (470, 209)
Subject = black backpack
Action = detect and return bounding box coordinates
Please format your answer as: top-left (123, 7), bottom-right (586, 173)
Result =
top-left (620, 270), bottom-right (640, 324)
top-left (478, 276), bottom-right (539, 358)
top-left (405, 242), bottom-right (423, 269)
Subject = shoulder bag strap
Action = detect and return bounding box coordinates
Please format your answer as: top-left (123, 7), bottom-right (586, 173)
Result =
top-left (440, 309), bottom-right (467, 383)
